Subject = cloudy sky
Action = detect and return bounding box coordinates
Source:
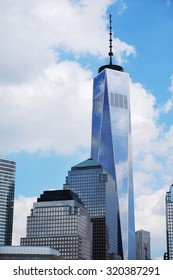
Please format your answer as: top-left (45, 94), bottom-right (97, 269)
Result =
top-left (1, 0), bottom-right (173, 259)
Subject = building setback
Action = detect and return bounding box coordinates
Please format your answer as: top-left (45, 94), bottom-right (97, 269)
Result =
top-left (64, 158), bottom-right (121, 260)
top-left (90, 14), bottom-right (136, 259)
top-left (20, 190), bottom-right (92, 260)
top-left (0, 158), bottom-right (16, 245)
top-left (136, 230), bottom-right (151, 260)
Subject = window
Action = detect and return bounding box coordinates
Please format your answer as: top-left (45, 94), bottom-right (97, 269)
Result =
top-left (110, 92), bottom-right (128, 109)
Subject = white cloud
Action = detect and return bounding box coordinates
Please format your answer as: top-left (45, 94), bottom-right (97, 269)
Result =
top-left (0, 0), bottom-right (135, 156)
top-left (130, 81), bottom-right (161, 158)
top-left (163, 75), bottom-right (173, 113)
top-left (116, 0), bottom-right (128, 16)
top-left (135, 187), bottom-right (167, 259)
top-left (0, 0), bottom-right (134, 85)
top-left (12, 196), bottom-right (37, 245)
top-left (163, 99), bottom-right (173, 113)
top-left (128, 79), bottom-right (173, 258)
top-left (169, 75), bottom-right (173, 94)
top-left (114, 38), bottom-right (136, 64)
top-left (0, 61), bottom-right (92, 154)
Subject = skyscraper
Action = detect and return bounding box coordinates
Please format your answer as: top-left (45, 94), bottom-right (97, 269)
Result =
top-left (0, 158), bottom-right (16, 245)
top-left (136, 230), bottom-right (151, 260)
top-left (20, 190), bottom-right (92, 260)
top-left (91, 14), bottom-right (136, 259)
top-left (165, 184), bottom-right (173, 260)
top-left (64, 158), bottom-right (122, 259)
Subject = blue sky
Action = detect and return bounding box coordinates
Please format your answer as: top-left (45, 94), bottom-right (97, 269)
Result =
top-left (0, 0), bottom-right (173, 259)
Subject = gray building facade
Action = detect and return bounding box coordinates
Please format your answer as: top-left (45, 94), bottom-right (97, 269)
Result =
top-left (64, 158), bottom-right (121, 260)
top-left (0, 158), bottom-right (16, 245)
top-left (20, 190), bottom-right (92, 260)
top-left (136, 229), bottom-right (150, 260)
top-left (165, 184), bottom-right (173, 260)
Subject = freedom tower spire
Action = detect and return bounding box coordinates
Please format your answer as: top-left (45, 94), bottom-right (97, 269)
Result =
top-left (108, 13), bottom-right (113, 65)
top-left (91, 14), bottom-right (136, 259)
top-left (98, 13), bottom-right (124, 73)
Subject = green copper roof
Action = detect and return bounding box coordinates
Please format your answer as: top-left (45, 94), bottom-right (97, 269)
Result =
top-left (72, 158), bottom-right (102, 170)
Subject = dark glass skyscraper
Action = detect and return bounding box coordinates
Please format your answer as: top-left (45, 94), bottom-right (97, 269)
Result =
top-left (165, 184), bottom-right (173, 260)
top-left (91, 15), bottom-right (136, 259)
top-left (0, 158), bottom-right (16, 245)
top-left (64, 158), bottom-right (122, 259)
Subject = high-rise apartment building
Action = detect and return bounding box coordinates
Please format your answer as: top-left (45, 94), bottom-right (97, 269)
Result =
top-left (136, 230), bottom-right (150, 260)
top-left (20, 190), bottom-right (92, 260)
top-left (0, 158), bottom-right (16, 245)
top-left (165, 184), bottom-right (173, 260)
top-left (64, 158), bottom-right (121, 260)
top-left (91, 14), bottom-right (136, 259)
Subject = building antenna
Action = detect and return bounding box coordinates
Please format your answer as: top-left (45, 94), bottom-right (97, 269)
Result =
top-left (98, 13), bottom-right (124, 73)
top-left (108, 13), bottom-right (113, 65)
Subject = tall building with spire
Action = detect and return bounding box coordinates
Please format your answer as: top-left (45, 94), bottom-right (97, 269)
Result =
top-left (91, 14), bottom-right (136, 259)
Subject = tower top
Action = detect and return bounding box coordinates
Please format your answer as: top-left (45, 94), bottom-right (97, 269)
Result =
top-left (98, 13), bottom-right (124, 73)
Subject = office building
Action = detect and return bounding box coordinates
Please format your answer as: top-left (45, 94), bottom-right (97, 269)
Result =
top-left (90, 14), bottom-right (136, 259)
top-left (0, 246), bottom-right (61, 260)
top-left (136, 230), bottom-right (150, 260)
top-left (20, 190), bottom-right (92, 260)
top-left (165, 184), bottom-right (173, 260)
top-left (64, 158), bottom-right (121, 260)
top-left (0, 158), bottom-right (16, 245)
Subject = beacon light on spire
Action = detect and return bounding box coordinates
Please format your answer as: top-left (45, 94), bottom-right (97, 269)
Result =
top-left (98, 13), bottom-right (124, 73)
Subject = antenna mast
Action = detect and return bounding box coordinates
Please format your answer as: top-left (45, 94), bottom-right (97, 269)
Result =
top-left (98, 13), bottom-right (124, 73)
top-left (108, 13), bottom-right (113, 65)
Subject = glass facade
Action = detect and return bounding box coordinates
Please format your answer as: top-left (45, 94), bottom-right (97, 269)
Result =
top-left (64, 158), bottom-right (121, 259)
top-left (165, 184), bottom-right (173, 260)
top-left (91, 68), bottom-right (136, 259)
top-left (0, 158), bottom-right (16, 245)
top-left (20, 190), bottom-right (92, 260)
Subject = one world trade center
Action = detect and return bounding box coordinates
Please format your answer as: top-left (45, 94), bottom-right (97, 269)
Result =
top-left (91, 14), bottom-right (136, 260)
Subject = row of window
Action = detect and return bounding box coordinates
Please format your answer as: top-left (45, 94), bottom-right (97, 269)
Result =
top-left (28, 228), bottom-right (77, 234)
top-left (22, 236), bottom-right (79, 241)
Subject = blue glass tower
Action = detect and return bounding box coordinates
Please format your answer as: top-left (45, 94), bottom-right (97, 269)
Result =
top-left (91, 15), bottom-right (136, 259)
top-left (64, 158), bottom-right (121, 259)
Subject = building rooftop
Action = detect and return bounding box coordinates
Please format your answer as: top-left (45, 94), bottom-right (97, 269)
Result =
top-left (98, 64), bottom-right (124, 74)
top-left (37, 189), bottom-right (84, 205)
top-left (0, 246), bottom-right (61, 259)
top-left (71, 158), bottom-right (111, 177)
top-left (72, 158), bottom-right (102, 170)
